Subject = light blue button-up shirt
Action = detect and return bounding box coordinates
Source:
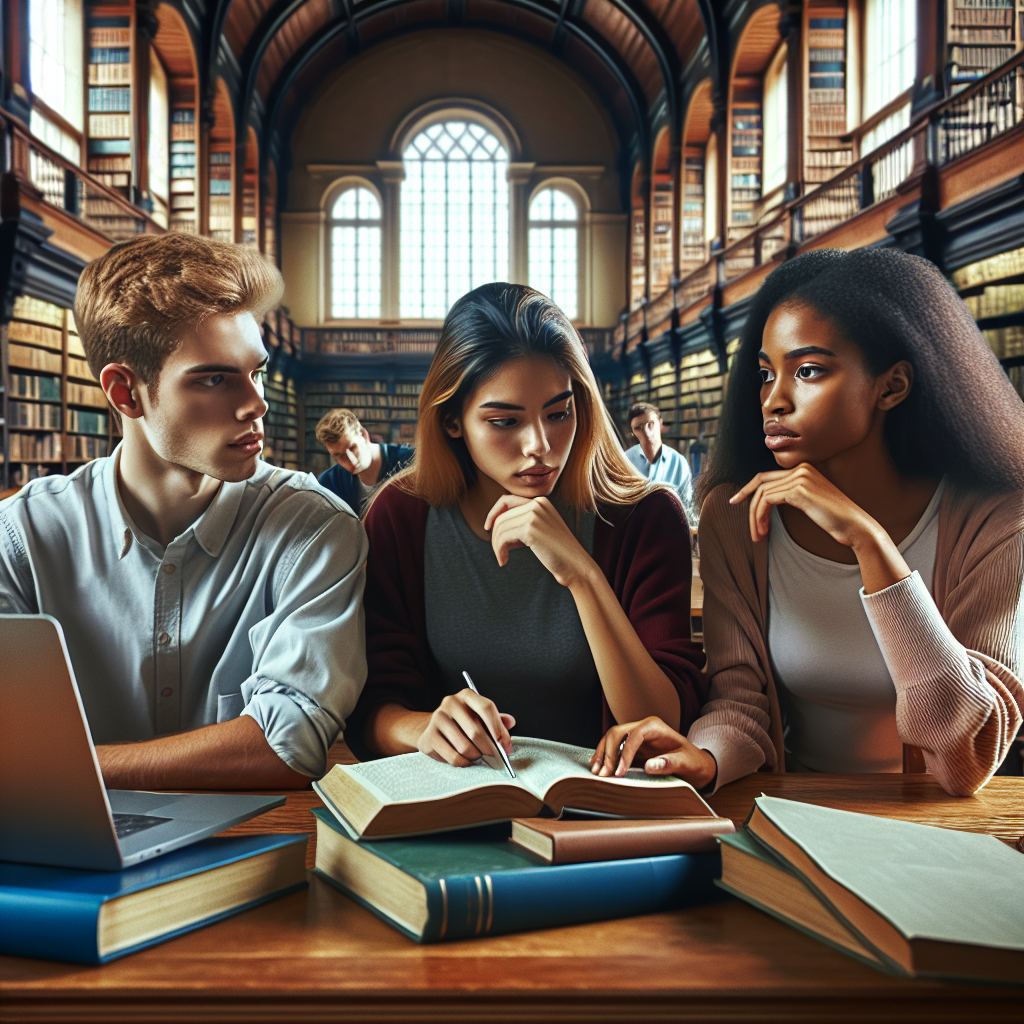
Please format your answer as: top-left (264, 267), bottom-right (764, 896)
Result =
top-left (624, 442), bottom-right (697, 526)
top-left (0, 449), bottom-right (368, 777)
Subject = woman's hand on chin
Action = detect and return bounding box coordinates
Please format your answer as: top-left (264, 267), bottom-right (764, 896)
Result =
top-left (729, 462), bottom-right (881, 548)
top-left (417, 689), bottom-right (516, 768)
top-left (589, 717), bottom-right (717, 790)
top-left (484, 494), bottom-right (593, 588)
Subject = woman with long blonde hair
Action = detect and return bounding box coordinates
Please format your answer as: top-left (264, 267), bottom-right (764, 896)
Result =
top-left (345, 283), bottom-right (704, 765)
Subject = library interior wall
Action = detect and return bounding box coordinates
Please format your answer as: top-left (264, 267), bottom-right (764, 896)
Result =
top-left (281, 28), bottom-right (626, 327)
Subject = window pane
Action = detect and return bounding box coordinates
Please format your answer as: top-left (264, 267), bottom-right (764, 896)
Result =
top-left (528, 188), bottom-right (578, 320)
top-left (30, 0), bottom-right (67, 114)
top-left (330, 186), bottom-right (381, 318)
top-left (865, 0), bottom-right (916, 118)
top-left (400, 120), bottom-right (509, 319)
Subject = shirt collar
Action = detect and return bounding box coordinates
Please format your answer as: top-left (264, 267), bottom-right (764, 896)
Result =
top-left (105, 444), bottom-right (258, 560)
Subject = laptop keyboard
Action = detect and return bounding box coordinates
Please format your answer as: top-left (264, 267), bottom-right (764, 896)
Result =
top-left (112, 812), bottom-right (174, 840)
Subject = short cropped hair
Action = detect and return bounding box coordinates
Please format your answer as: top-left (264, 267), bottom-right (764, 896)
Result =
top-left (315, 408), bottom-right (363, 446)
top-left (628, 402), bottom-right (661, 424)
top-left (74, 234), bottom-right (284, 388)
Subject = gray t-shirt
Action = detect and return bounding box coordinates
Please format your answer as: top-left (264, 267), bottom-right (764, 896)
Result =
top-left (423, 502), bottom-right (603, 748)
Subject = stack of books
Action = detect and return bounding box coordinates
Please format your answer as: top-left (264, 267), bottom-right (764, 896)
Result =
top-left (718, 796), bottom-right (1024, 984)
top-left (311, 736), bottom-right (736, 943)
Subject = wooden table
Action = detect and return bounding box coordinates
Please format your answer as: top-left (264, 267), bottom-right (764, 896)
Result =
top-left (2, 774), bottom-right (1021, 1023)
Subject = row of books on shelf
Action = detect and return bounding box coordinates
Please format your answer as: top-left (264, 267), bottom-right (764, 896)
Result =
top-left (6, 432), bottom-right (110, 462)
top-left (984, 325), bottom-right (1024, 359)
top-left (7, 403), bottom-right (109, 432)
top-left (963, 283), bottom-right (1024, 316)
top-left (952, 245), bottom-right (1024, 288)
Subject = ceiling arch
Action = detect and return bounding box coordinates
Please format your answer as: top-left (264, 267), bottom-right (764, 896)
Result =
top-left (216, 0), bottom-right (708, 158)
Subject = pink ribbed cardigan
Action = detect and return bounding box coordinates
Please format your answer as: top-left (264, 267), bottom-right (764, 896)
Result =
top-left (688, 483), bottom-right (1024, 796)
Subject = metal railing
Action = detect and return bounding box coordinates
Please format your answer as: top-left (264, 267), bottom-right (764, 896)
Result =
top-left (618, 49), bottom-right (1024, 357)
top-left (6, 112), bottom-right (165, 243)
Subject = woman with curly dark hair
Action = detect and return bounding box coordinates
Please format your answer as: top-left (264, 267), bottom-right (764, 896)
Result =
top-left (593, 247), bottom-right (1024, 796)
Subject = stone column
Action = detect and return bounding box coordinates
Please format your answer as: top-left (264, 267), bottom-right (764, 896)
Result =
top-left (507, 162), bottom-right (536, 286)
top-left (377, 160), bottom-right (405, 320)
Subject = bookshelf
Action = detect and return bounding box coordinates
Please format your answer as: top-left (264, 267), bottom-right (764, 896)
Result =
top-left (729, 81), bottom-right (762, 243)
top-left (209, 151), bottom-right (232, 241)
top-left (170, 108), bottom-right (197, 233)
top-left (242, 138), bottom-right (258, 247)
top-left (86, 13), bottom-right (132, 200)
top-left (650, 131), bottom-right (674, 296)
top-left (951, 244), bottom-right (1024, 400)
top-left (263, 371), bottom-right (299, 471)
top-left (630, 194), bottom-right (647, 310)
top-left (650, 359), bottom-right (677, 443)
top-left (681, 149), bottom-right (706, 274)
top-left (6, 296), bottom-right (112, 485)
top-left (805, 5), bottom-right (852, 187)
top-left (946, 0), bottom-right (1024, 89)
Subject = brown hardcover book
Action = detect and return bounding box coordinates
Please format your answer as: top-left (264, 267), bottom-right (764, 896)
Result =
top-left (510, 816), bottom-right (736, 865)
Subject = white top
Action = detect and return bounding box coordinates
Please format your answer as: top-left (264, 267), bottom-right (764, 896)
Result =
top-left (0, 447), bottom-right (368, 777)
top-left (624, 443), bottom-right (697, 525)
top-left (767, 481), bottom-right (945, 774)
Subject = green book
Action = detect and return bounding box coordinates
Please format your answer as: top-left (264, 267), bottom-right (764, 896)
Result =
top-left (312, 807), bottom-right (726, 943)
top-left (745, 796), bottom-right (1024, 984)
top-left (717, 830), bottom-right (893, 973)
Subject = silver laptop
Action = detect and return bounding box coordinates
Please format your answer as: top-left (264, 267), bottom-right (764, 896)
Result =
top-left (0, 614), bottom-right (286, 871)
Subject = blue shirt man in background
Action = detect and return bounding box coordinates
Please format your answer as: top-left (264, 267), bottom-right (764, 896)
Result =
top-left (316, 408), bottom-right (414, 516)
top-left (624, 402), bottom-right (698, 527)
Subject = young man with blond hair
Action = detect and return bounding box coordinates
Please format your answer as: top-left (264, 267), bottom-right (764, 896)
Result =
top-left (315, 408), bottom-right (413, 515)
top-left (0, 234), bottom-right (368, 790)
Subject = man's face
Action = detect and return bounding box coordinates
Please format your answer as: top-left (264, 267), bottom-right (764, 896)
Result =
top-left (325, 429), bottom-right (373, 476)
top-left (134, 312), bottom-right (269, 482)
top-left (631, 410), bottom-right (662, 452)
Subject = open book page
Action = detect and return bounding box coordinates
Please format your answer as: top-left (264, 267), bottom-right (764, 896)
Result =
top-left (339, 751), bottom-right (527, 806)
top-left (510, 737), bottom-right (692, 802)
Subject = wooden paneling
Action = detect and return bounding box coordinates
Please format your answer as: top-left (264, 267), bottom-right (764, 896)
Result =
top-left (224, 0), bottom-right (276, 60)
top-left (257, 0), bottom-right (336, 98)
top-left (583, 0), bottom-right (663, 105)
top-left (153, 3), bottom-right (197, 80)
top-left (646, 0), bottom-right (706, 67)
top-left (465, 0), bottom-right (556, 45)
top-left (938, 126), bottom-right (1024, 209)
top-left (732, 3), bottom-right (782, 77)
top-left (683, 76), bottom-right (713, 146)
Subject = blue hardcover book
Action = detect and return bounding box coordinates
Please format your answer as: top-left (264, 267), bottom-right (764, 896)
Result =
top-left (0, 834), bottom-right (308, 964)
top-left (313, 808), bottom-right (728, 943)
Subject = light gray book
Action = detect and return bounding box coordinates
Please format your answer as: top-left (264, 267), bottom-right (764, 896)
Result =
top-left (744, 795), bottom-right (1024, 984)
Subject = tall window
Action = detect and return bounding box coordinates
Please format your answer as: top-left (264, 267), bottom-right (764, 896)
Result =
top-left (762, 46), bottom-right (788, 194)
top-left (331, 187), bottom-right (382, 319)
top-left (862, 0), bottom-right (916, 154)
top-left (400, 121), bottom-right (508, 319)
top-left (528, 188), bottom-right (579, 320)
top-left (29, 0), bottom-right (83, 163)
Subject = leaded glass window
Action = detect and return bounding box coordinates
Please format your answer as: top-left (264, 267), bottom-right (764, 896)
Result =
top-left (400, 121), bottom-right (509, 319)
top-left (528, 188), bottom-right (579, 320)
top-left (331, 187), bottom-right (382, 319)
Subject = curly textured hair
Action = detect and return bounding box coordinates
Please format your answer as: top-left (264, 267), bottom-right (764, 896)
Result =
top-left (388, 282), bottom-right (652, 511)
top-left (74, 234), bottom-right (284, 391)
top-left (315, 408), bottom-right (363, 446)
top-left (700, 247), bottom-right (1024, 501)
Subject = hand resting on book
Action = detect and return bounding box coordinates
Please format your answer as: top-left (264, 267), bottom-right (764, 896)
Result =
top-left (591, 716), bottom-right (717, 790)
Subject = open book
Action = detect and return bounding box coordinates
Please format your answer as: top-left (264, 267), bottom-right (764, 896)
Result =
top-left (314, 737), bottom-right (717, 839)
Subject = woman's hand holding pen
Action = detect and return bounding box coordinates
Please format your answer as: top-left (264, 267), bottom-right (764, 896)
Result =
top-left (417, 689), bottom-right (515, 768)
top-left (484, 495), bottom-right (593, 588)
top-left (590, 717), bottom-right (717, 791)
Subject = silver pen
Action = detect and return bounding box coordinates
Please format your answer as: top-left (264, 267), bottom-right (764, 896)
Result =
top-left (462, 670), bottom-right (516, 779)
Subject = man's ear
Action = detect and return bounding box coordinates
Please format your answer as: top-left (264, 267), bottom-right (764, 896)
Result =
top-left (444, 414), bottom-right (463, 439)
top-left (100, 363), bottom-right (145, 420)
top-left (877, 360), bottom-right (914, 411)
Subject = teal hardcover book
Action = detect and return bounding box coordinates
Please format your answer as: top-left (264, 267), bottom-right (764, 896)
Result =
top-left (0, 833), bottom-right (308, 964)
top-left (313, 807), bottom-right (728, 942)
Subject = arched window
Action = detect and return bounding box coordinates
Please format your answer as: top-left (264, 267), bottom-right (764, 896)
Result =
top-left (330, 186), bottom-right (382, 319)
top-left (862, 0), bottom-right (916, 154)
top-left (400, 120), bottom-right (508, 319)
top-left (528, 188), bottom-right (579, 320)
top-left (762, 45), bottom-right (788, 195)
top-left (29, 0), bottom-right (83, 163)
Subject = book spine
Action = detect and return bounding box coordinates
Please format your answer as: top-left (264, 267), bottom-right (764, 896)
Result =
top-left (421, 852), bottom-right (725, 943)
top-left (0, 889), bottom-right (101, 963)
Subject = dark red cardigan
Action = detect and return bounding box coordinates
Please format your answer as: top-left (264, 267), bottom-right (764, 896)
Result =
top-left (345, 484), bottom-right (706, 760)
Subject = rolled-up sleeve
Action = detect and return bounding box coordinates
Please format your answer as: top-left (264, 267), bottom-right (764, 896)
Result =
top-left (241, 510), bottom-right (369, 776)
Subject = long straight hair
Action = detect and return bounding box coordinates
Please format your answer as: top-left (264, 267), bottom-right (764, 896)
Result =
top-left (390, 283), bottom-right (650, 511)
top-left (699, 248), bottom-right (1024, 502)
